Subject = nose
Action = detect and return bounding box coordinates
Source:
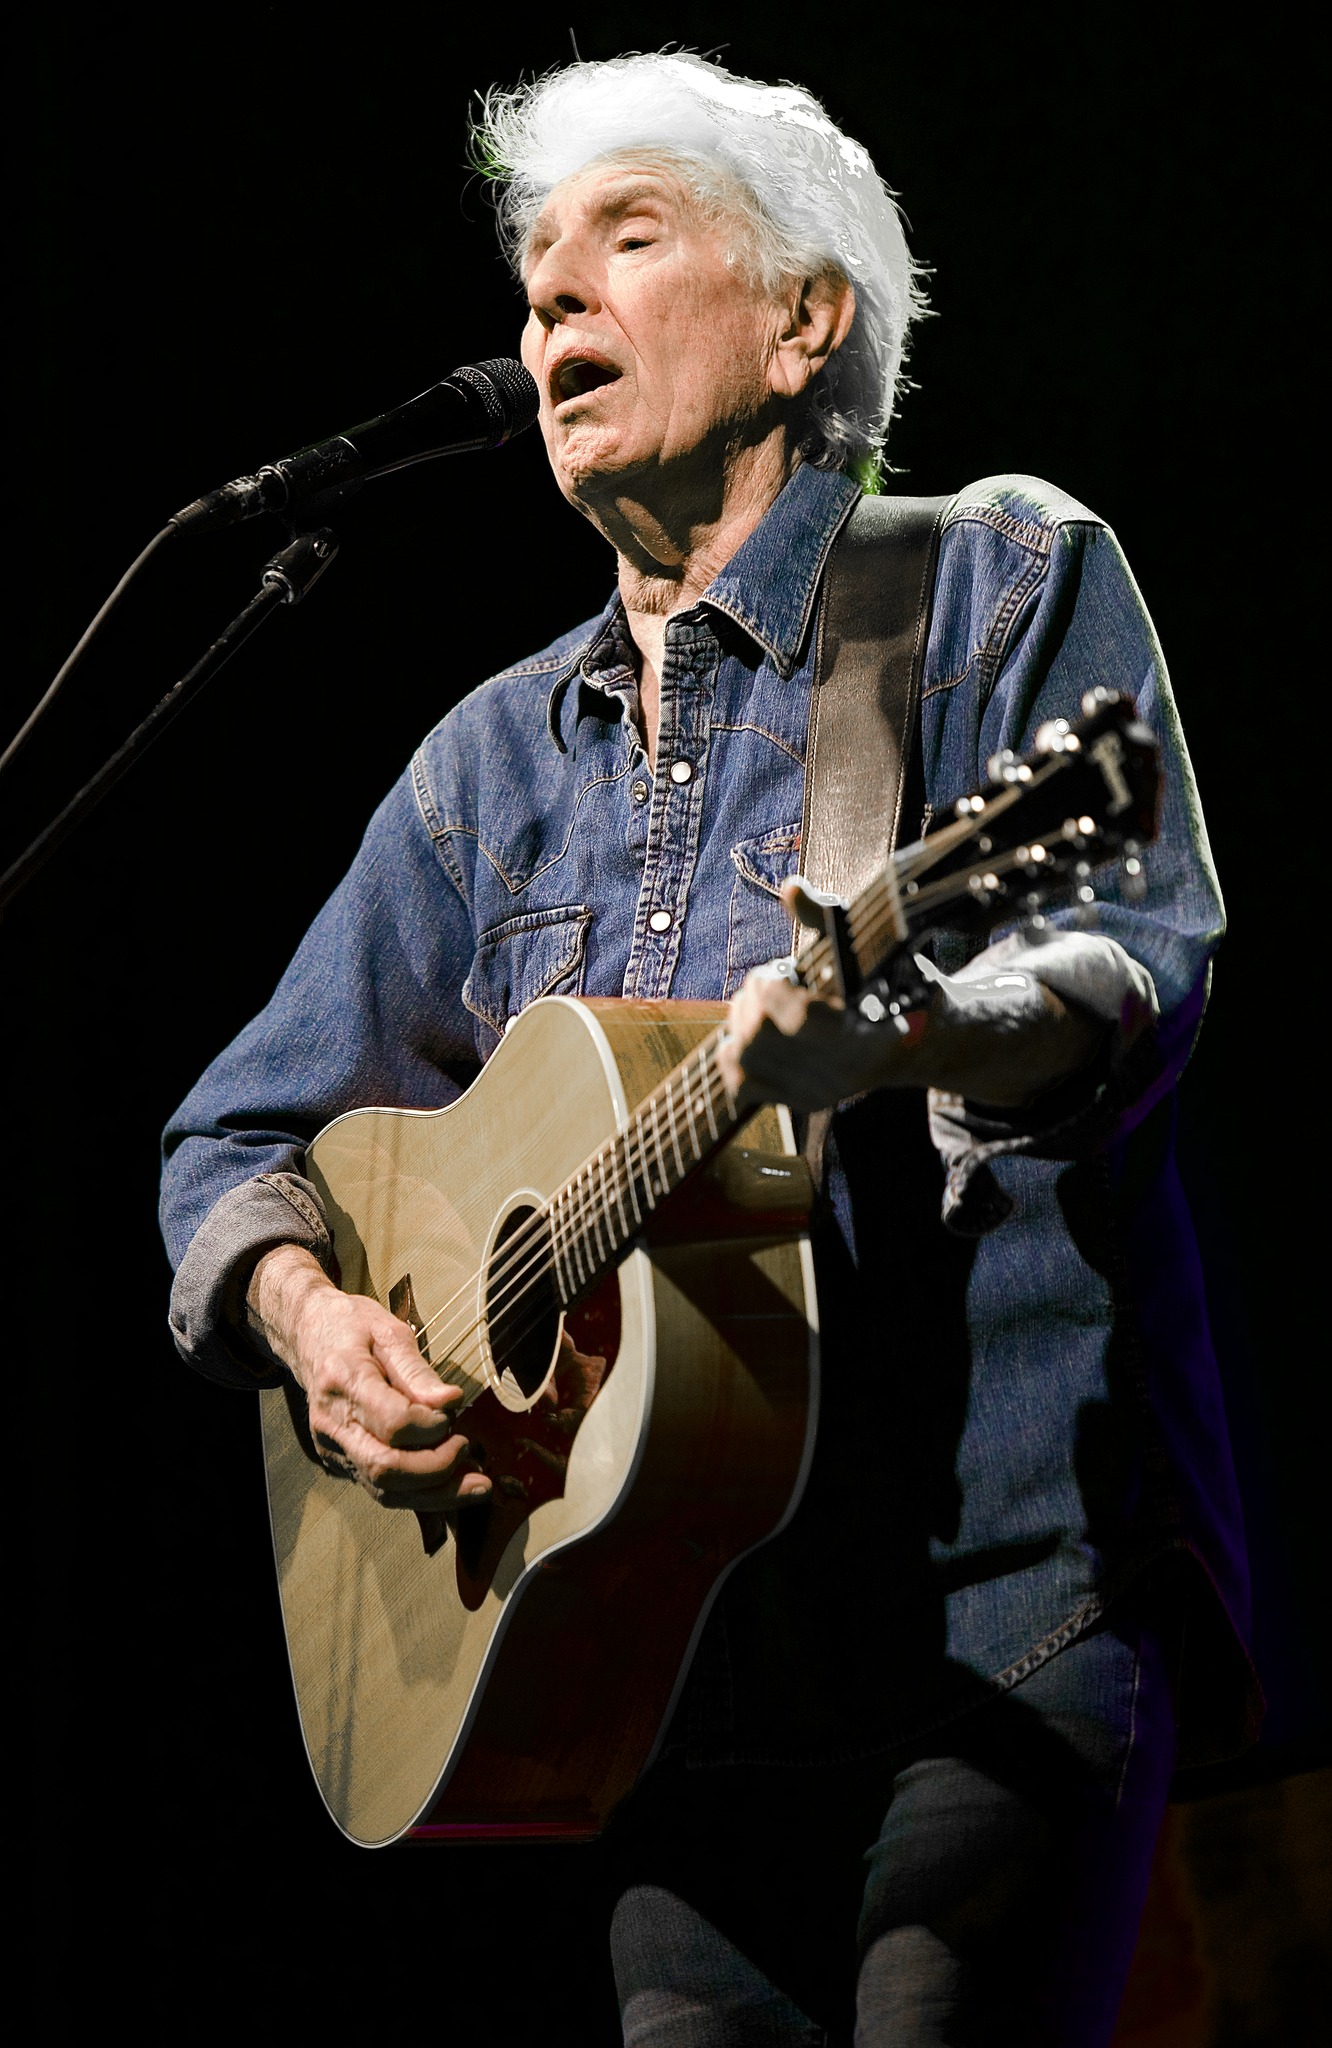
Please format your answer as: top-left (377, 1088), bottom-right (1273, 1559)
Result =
top-left (526, 237), bottom-right (600, 330)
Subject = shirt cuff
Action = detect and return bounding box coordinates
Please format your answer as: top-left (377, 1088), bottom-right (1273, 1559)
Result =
top-left (167, 1172), bottom-right (333, 1389)
top-left (924, 928), bottom-right (1162, 1236)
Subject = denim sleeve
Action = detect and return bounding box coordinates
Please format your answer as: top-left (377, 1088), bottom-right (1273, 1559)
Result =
top-left (919, 492), bottom-right (1224, 1230)
top-left (159, 760), bottom-right (480, 1387)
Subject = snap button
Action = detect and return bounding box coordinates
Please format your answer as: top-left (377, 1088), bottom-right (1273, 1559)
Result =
top-left (669, 759), bottom-right (693, 784)
top-left (648, 909), bottom-right (673, 933)
top-left (631, 779), bottom-right (650, 804)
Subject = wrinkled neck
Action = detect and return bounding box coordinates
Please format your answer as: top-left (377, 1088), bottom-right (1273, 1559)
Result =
top-left (607, 436), bottom-right (800, 764)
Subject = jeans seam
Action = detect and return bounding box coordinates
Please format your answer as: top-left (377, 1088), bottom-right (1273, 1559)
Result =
top-left (976, 552), bottom-right (1049, 710)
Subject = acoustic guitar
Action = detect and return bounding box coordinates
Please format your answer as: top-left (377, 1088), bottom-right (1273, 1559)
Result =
top-left (260, 688), bottom-right (1159, 1846)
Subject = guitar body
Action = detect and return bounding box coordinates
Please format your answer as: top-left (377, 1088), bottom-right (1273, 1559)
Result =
top-left (260, 996), bottom-right (818, 1848)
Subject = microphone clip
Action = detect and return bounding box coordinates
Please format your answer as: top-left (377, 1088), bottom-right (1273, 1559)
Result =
top-left (261, 529), bottom-right (339, 605)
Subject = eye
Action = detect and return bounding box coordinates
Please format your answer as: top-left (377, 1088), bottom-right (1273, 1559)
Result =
top-left (618, 235), bottom-right (653, 252)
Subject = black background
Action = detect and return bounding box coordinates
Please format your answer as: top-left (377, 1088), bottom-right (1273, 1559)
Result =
top-left (15, 8), bottom-right (1322, 2035)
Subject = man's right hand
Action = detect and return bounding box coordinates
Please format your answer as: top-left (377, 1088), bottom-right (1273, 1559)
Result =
top-left (246, 1244), bottom-right (493, 1512)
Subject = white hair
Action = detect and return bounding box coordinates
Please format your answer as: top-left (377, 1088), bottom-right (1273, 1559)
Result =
top-left (472, 52), bottom-right (928, 478)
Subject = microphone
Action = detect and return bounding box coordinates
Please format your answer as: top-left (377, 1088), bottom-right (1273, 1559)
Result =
top-left (172, 357), bottom-right (539, 532)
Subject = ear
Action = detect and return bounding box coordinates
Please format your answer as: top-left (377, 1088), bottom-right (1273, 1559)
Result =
top-left (769, 271), bottom-right (857, 399)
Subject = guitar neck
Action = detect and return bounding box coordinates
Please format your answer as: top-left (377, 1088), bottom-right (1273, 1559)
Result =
top-left (547, 1027), bottom-right (742, 1308)
top-left (545, 690), bottom-right (1161, 1309)
top-left (546, 852), bottom-right (911, 1310)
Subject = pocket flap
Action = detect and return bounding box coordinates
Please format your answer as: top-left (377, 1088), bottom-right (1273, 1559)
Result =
top-left (463, 903), bottom-right (593, 1037)
top-left (729, 824), bottom-right (801, 898)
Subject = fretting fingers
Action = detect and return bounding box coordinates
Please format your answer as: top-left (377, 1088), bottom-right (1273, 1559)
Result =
top-left (719, 969), bottom-right (821, 1102)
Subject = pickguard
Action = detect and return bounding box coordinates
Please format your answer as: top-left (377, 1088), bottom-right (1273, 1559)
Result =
top-left (415, 1265), bottom-right (622, 1606)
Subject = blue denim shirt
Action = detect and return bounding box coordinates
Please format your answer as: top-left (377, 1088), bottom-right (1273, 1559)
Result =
top-left (160, 463), bottom-right (1257, 1768)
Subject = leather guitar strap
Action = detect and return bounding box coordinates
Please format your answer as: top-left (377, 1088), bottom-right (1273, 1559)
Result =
top-left (797, 489), bottom-right (953, 1179)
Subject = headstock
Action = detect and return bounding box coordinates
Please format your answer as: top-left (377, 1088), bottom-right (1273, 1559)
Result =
top-left (793, 689), bottom-right (1161, 1010)
top-left (900, 686), bottom-right (1160, 929)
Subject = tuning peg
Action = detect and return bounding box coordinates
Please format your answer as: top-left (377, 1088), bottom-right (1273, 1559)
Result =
top-left (984, 747), bottom-right (1034, 785)
top-left (1033, 717), bottom-right (1083, 756)
top-left (857, 988), bottom-right (914, 1037)
top-left (1121, 843), bottom-right (1147, 902)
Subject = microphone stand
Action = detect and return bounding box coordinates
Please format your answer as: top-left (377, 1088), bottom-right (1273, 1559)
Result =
top-left (0, 527), bottom-right (338, 917)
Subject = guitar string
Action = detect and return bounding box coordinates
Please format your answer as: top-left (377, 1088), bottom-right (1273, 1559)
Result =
top-left (405, 842), bottom-right (918, 1377)
top-left (402, 808), bottom-right (1090, 1392)
top-left (412, 1033), bottom-right (737, 1376)
top-left (406, 1042), bottom-right (740, 1399)
top-left (403, 894), bottom-right (868, 1370)
top-left (408, 830), bottom-right (917, 1364)
top-left (397, 773), bottom-right (1058, 1362)
top-left (425, 1042), bottom-right (736, 1364)
top-left (410, 1033), bottom-right (731, 1350)
top-left (396, 762), bottom-right (1103, 1387)
top-left (401, 820), bottom-right (1078, 1389)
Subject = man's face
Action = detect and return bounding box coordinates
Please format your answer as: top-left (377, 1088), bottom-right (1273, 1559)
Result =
top-left (520, 162), bottom-right (784, 508)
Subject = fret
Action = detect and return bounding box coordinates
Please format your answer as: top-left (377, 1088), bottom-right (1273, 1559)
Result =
top-left (568, 1174), bottom-right (590, 1292)
top-left (700, 1045), bottom-right (720, 1142)
top-left (540, 1026), bottom-right (744, 1311)
top-left (590, 1150), bottom-right (610, 1265)
top-left (681, 1059), bottom-right (701, 1161)
top-left (553, 1186), bottom-right (576, 1303)
top-left (635, 1110), bottom-right (657, 1209)
top-left (850, 863), bottom-right (905, 982)
top-left (624, 1127), bottom-right (645, 1225)
top-left (665, 1075), bottom-right (686, 1180)
top-left (610, 1137), bottom-right (633, 1240)
top-left (580, 1160), bottom-right (602, 1268)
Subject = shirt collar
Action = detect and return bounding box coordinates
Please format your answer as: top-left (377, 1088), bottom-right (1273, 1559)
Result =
top-left (698, 463), bottom-right (860, 678)
top-left (546, 592), bottom-right (628, 751)
top-left (545, 465), bottom-right (862, 748)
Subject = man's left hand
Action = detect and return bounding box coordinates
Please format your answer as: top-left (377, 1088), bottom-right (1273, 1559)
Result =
top-left (717, 879), bottom-right (1106, 1114)
top-left (718, 964), bottom-right (917, 1111)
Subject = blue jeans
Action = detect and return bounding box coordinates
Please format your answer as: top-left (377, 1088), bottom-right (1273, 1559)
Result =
top-left (605, 1609), bottom-right (1176, 2046)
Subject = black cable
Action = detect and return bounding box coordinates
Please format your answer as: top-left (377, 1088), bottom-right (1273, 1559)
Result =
top-left (1, 520), bottom-right (181, 776)
top-left (0, 528), bottom-right (337, 917)
top-left (0, 578), bottom-right (288, 915)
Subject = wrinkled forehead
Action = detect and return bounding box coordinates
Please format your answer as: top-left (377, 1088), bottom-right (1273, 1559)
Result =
top-left (521, 158), bottom-right (730, 274)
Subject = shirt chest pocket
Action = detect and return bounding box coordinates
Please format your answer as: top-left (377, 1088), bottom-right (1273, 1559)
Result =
top-left (463, 903), bottom-right (594, 1061)
top-left (724, 823), bottom-right (801, 998)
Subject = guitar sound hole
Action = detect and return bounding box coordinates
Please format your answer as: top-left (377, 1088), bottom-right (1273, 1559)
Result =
top-left (449, 1262), bottom-right (622, 1610)
top-left (485, 1204), bottom-right (563, 1399)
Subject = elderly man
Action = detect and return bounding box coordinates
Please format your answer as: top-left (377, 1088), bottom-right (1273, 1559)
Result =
top-left (160, 51), bottom-right (1255, 2047)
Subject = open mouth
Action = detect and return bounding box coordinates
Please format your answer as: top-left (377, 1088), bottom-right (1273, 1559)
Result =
top-left (554, 359), bottom-right (621, 403)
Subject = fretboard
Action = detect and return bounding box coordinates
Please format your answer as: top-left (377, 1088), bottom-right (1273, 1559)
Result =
top-left (547, 1028), bottom-right (740, 1306)
top-left (543, 861), bottom-right (906, 1306)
